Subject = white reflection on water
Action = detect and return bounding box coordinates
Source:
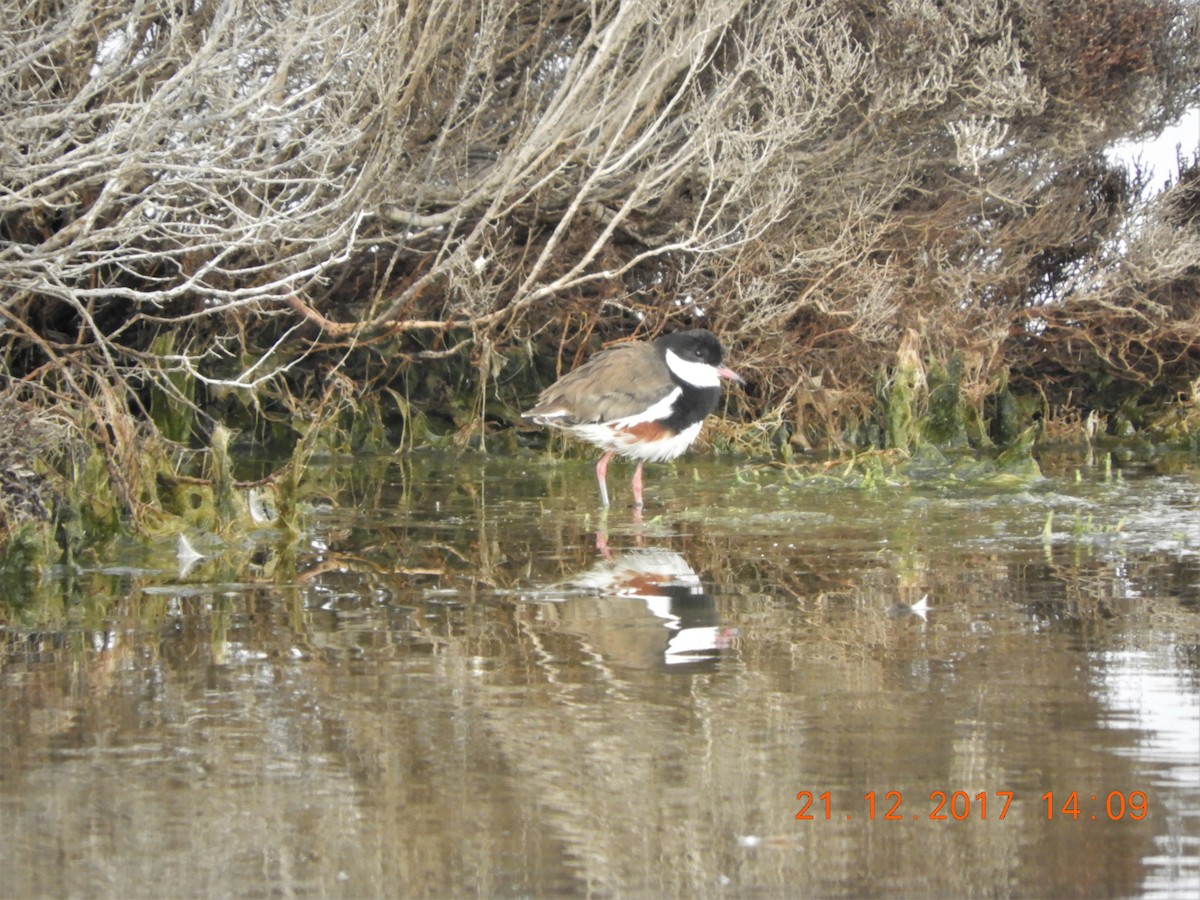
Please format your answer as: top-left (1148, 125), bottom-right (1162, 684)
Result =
top-left (567, 548), bottom-right (729, 665)
top-left (1096, 648), bottom-right (1200, 897)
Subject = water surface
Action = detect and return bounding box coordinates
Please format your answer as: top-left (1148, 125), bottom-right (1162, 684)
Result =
top-left (2, 452), bottom-right (1198, 897)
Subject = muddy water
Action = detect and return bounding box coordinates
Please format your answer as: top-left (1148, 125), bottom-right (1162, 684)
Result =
top-left (1, 452), bottom-right (1198, 898)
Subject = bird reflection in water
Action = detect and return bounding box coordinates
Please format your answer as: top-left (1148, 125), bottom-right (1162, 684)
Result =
top-left (532, 525), bottom-right (738, 671)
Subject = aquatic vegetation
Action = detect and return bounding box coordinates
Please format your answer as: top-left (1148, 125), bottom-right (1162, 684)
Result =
top-left (2, 0), bottom-right (1200, 566)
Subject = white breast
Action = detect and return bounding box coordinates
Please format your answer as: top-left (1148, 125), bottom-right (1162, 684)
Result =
top-left (570, 420), bottom-right (704, 462)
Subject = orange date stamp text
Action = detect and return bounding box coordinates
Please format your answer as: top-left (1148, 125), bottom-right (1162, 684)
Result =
top-left (795, 790), bottom-right (1148, 822)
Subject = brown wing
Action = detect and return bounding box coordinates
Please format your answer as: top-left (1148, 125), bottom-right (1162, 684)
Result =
top-left (524, 341), bottom-right (673, 424)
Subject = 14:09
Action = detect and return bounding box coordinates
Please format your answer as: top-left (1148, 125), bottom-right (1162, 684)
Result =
top-left (1043, 791), bottom-right (1148, 820)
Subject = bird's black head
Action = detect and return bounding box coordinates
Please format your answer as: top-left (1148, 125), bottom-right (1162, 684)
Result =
top-left (655, 329), bottom-right (725, 367)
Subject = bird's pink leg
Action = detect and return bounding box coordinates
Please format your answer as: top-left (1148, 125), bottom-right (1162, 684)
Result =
top-left (595, 523), bottom-right (612, 559)
top-left (595, 451), bottom-right (614, 508)
top-left (631, 460), bottom-right (645, 509)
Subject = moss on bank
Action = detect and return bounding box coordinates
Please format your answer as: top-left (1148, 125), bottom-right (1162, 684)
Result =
top-left (5, 317), bottom-right (1200, 571)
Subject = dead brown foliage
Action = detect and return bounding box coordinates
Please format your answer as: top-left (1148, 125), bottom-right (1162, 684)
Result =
top-left (1, 0), bottom-right (1199, 496)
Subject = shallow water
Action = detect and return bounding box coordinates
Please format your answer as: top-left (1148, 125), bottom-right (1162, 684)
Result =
top-left (1, 451), bottom-right (1198, 898)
